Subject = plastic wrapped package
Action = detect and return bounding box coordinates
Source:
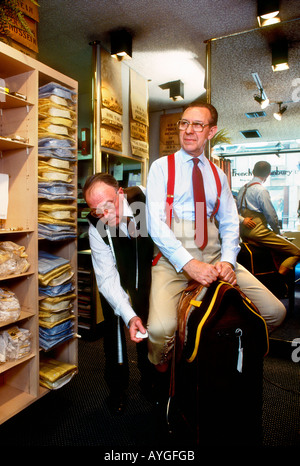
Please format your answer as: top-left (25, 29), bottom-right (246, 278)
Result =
top-left (39, 358), bottom-right (77, 389)
top-left (0, 288), bottom-right (21, 322)
top-left (0, 242), bottom-right (30, 277)
top-left (0, 326), bottom-right (31, 361)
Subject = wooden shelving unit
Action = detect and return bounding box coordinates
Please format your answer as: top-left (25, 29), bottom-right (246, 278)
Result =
top-left (77, 152), bottom-right (103, 337)
top-left (0, 41), bottom-right (78, 424)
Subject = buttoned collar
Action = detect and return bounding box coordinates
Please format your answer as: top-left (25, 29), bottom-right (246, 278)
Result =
top-left (178, 148), bottom-right (206, 165)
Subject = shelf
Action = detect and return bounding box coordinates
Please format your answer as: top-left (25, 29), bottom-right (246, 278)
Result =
top-left (0, 271), bottom-right (35, 282)
top-left (0, 229), bottom-right (34, 235)
top-left (0, 385), bottom-right (37, 425)
top-left (0, 309), bottom-right (35, 329)
top-left (0, 137), bottom-right (33, 151)
top-left (0, 353), bottom-right (35, 375)
top-left (0, 41), bottom-right (78, 425)
top-left (0, 92), bottom-right (33, 109)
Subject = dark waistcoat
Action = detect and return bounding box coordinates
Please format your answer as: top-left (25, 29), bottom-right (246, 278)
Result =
top-left (87, 186), bottom-right (153, 320)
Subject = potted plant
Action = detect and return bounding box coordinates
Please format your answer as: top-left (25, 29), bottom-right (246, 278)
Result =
top-left (0, 0), bottom-right (39, 40)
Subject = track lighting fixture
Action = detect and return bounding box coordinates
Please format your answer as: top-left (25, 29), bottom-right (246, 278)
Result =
top-left (273, 102), bottom-right (287, 120)
top-left (272, 41), bottom-right (289, 71)
top-left (257, 0), bottom-right (281, 27)
top-left (254, 89), bottom-right (269, 109)
top-left (110, 29), bottom-right (132, 60)
top-left (159, 80), bottom-right (184, 101)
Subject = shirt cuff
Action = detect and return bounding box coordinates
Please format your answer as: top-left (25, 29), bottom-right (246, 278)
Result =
top-left (169, 246), bottom-right (194, 272)
top-left (115, 302), bottom-right (137, 327)
top-left (221, 252), bottom-right (238, 269)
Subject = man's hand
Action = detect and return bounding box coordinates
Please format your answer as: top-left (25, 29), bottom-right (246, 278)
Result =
top-left (128, 316), bottom-right (147, 343)
top-left (214, 261), bottom-right (237, 285)
top-left (243, 217), bottom-right (256, 229)
top-left (183, 259), bottom-right (219, 287)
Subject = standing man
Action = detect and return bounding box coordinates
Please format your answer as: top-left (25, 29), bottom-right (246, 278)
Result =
top-left (146, 103), bottom-right (286, 376)
top-left (83, 173), bottom-right (153, 413)
top-left (237, 160), bottom-right (300, 275)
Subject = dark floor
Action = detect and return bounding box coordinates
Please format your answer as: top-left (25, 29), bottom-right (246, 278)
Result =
top-left (0, 289), bottom-right (299, 452)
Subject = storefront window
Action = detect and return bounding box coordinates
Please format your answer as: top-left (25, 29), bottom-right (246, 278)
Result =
top-left (228, 153), bottom-right (300, 231)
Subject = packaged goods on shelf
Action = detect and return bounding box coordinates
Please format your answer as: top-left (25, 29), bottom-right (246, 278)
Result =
top-left (0, 326), bottom-right (31, 363)
top-left (38, 251), bottom-right (74, 285)
top-left (38, 251), bottom-right (76, 350)
top-left (37, 82), bottom-right (77, 240)
top-left (39, 318), bottom-right (74, 350)
top-left (38, 121), bottom-right (76, 140)
top-left (39, 101), bottom-right (76, 120)
top-left (38, 159), bottom-right (74, 183)
top-left (39, 293), bottom-right (76, 312)
top-left (38, 182), bottom-right (76, 201)
top-left (38, 223), bottom-right (77, 241)
top-left (0, 241), bottom-right (30, 277)
top-left (38, 202), bottom-right (76, 223)
top-left (0, 288), bottom-right (21, 322)
top-left (39, 82), bottom-right (77, 104)
top-left (38, 138), bottom-right (76, 161)
top-left (38, 83), bottom-right (76, 142)
top-left (38, 202), bottom-right (77, 240)
top-left (39, 358), bottom-right (77, 390)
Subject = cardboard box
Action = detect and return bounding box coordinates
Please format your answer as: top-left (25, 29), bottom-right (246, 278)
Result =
top-left (17, 0), bottom-right (39, 22)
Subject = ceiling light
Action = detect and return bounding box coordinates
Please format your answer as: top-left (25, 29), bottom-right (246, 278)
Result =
top-left (273, 102), bottom-right (287, 120)
top-left (254, 88), bottom-right (269, 109)
top-left (110, 29), bottom-right (132, 60)
top-left (159, 80), bottom-right (184, 101)
top-left (257, 0), bottom-right (281, 27)
top-left (272, 41), bottom-right (289, 71)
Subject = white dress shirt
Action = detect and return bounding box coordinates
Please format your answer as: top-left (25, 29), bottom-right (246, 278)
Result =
top-left (237, 177), bottom-right (280, 234)
top-left (88, 198), bottom-right (137, 326)
top-left (146, 148), bottom-right (240, 272)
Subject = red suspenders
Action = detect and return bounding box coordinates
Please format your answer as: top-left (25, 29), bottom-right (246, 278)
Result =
top-left (152, 153), bottom-right (222, 266)
top-left (152, 154), bottom-right (175, 266)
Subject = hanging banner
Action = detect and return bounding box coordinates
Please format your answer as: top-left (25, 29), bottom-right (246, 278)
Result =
top-left (101, 127), bottom-right (122, 152)
top-left (130, 121), bottom-right (147, 142)
top-left (130, 69), bottom-right (149, 158)
top-left (159, 113), bottom-right (181, 157)
top-left (100, 48), bottom-right (123, 152)
top-left (101, 48), bottom-right (123, 115)
top-left (131, 139), bottom-right (149, 158)
top-left (101, 107), bottom-right (123, 129)
top-left (130, 69), bottom-right (148, 126)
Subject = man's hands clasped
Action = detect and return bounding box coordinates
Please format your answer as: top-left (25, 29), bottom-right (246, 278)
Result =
top-left (183, 258), bottom-right (237, 287)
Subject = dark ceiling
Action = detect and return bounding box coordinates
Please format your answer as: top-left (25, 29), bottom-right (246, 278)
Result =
top-left (37, 0), bottom-right (300, 144)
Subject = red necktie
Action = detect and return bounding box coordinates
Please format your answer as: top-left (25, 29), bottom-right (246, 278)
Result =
top-left (192, 157), bottom-right (207, 249)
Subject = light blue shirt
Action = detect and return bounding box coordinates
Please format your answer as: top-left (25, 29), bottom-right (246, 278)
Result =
top-left (236, 177), bottom-right (280, 234)
top-left (146, 148), bottom-right (240, 272)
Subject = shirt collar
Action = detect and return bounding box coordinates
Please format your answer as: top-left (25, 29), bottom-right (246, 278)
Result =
top-left (120, 198), bottom-right (134, 225)
top-left (250, 176), bottom-right (263, 185)
top-left (178, 148), bottom-right (206, 165)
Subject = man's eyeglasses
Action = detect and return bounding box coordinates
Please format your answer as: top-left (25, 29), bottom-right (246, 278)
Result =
top-left (177, 119), bottom-right (210, 132)
top-left (89, 194), bottom-right (118, 218)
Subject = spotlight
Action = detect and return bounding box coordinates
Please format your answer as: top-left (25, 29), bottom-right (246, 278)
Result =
top-left (254, 90), bottom-right (269, 109)
top-left (159, 80), bottom-right (184, 101)
top-left (272, 41), bottom-right (289, 71)
top-left (273, 102), bottom-right (287, 120)
top-left (257, 0), bottom-right (281, 27)
top-left (110, 29), bottom-right (132, 60)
